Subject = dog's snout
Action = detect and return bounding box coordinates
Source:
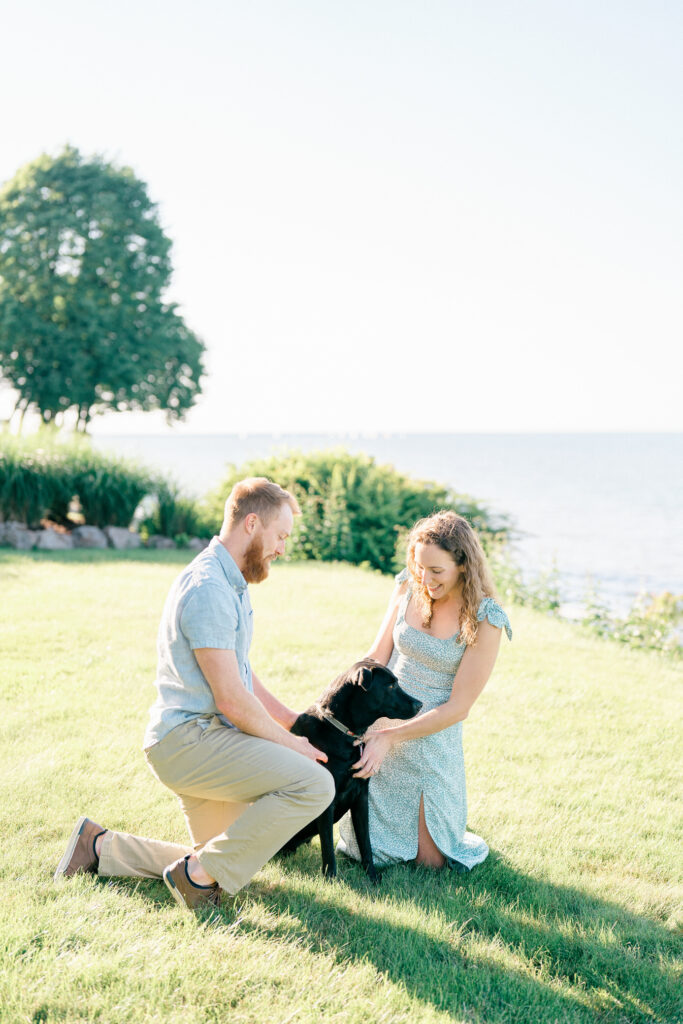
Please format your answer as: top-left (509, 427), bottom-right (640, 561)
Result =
top-left (387, 685), bottom-right (423, 721)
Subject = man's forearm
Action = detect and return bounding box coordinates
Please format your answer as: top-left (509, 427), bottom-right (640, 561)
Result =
top-left (219, 686), bottom-right (299, 748)
top-left (193, 648), bottom-right (325, 764)
top-left (252, 672), bottom-right (298, 729)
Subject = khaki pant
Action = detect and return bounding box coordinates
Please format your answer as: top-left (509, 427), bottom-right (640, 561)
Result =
top-left (98, 715), bottom-right (334, 894)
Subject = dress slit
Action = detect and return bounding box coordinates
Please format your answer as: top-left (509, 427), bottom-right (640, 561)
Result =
top-left (418, 791), bottom-right (447, 865)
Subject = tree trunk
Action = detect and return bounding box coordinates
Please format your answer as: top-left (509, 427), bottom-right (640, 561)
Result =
top-left (77, 404), bottom-right (92, 433)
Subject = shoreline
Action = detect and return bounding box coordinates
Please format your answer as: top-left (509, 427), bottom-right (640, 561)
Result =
top-left (90, 431), bottom-right (683, 618)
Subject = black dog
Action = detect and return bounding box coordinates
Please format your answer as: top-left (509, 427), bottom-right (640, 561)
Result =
top-left (280, 658), bottom-right (422, 882)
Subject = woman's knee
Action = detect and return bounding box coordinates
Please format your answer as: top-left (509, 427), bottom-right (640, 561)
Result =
top-left (417, 793), bottom-right (445, 868)
top-left (415, 849), bottom-right (446, 870)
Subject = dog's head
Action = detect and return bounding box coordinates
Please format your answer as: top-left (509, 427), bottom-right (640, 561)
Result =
top-left (322, 658), bottom-right (422, 734)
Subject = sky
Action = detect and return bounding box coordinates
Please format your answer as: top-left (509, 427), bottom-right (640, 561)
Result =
top-left (1, 0), bottom-right (681, 434)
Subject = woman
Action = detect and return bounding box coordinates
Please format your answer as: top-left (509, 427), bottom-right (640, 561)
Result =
top-left (337, 510), bottom-right (512, 870)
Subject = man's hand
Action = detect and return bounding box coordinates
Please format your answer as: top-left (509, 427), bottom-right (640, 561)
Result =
top-left (194, 648), bottom-right (327, 762)
top-left (290, 735), bottom-right (328, 764)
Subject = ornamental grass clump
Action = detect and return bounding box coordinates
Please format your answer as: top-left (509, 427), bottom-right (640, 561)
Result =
top-left (0, 434), bottom-right (74, 527)
top-left (65, 448), bottom-right (152, 528)
top-left (140, 481), bottom-right (214, 543)
top-left (0, 431), bottom-right (155, 529)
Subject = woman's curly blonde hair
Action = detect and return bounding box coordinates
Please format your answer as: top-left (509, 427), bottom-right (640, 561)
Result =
top-left (406, 510), bottom-right (497, 646)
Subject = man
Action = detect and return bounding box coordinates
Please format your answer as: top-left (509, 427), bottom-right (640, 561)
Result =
top-left (54, 477), bottom-right (334, 910)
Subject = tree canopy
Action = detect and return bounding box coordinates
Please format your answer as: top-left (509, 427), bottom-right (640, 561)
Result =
top-left (0, 146), bottom-right (205, 430)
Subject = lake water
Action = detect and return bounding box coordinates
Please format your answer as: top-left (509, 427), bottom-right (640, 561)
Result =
top-left (93, 432), bottom-right (683, 617)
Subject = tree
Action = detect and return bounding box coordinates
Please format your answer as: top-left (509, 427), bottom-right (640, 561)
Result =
top-left (0, 146), bottom-right (205, 430)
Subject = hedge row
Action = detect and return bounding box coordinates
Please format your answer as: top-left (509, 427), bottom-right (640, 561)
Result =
top-left (4, 434), bottom-right (676, 657)
top-left (1, 437), bottom-right (507, 570)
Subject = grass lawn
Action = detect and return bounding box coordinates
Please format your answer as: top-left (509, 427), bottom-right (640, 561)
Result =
top-left (1, 550), bottom-right (681, 1024)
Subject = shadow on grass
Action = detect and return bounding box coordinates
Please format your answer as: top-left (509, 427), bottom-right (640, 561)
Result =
top-left (103, 847), bottom-right (681, 1024)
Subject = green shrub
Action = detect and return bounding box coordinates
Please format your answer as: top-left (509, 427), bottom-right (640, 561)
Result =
top-left (581, 583), bottom-right (682, 657)
top-left (205, 448), bottom-right (508, 573)
top-left (496, 557), bottom-right (682, 658)
top-left (489, 545), bottom-right (562, 613)
top-left (140, 481), bottom-right (214, 541)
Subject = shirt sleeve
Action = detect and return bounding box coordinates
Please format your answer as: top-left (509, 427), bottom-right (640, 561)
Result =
top-left (477, 597), bottom-right (512, 641)
top-left (179, 583), bottom-right (240, 650)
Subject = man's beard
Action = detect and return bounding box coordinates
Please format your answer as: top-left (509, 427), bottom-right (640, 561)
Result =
top-left (242, 535), bottom-right (270, 583)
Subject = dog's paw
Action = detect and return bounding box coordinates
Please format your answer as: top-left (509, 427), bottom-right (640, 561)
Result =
top-left (364, 864), bottom-right (381, 885)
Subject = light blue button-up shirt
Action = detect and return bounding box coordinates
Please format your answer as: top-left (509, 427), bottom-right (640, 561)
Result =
top-left (143, 537), bottom-right (254, 749)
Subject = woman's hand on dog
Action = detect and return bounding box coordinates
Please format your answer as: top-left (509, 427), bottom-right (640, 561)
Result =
top-left (352, 730), bottom-right (394, 778)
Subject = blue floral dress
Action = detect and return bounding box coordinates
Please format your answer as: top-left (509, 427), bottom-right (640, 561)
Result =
top-left (337, 570), bottom-right (512, 870)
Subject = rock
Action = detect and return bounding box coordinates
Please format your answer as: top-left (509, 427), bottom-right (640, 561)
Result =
top-left (187, 537), bottom-right (210, 552)
top-left (146, 535), bottom-right (176, 550)
top-left (35, 529), bottom-right (74, 550)
top-left (3, 521), bottom-right (38, 549)
top-left (105, 526), bottom-right (142, 550)
top-left (71, 525), bottom-right (108, 549)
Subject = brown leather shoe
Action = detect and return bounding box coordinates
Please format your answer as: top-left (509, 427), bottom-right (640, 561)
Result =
top-left (163, 856), bottom-right (221, 911)
top-left (54, 816), bottom-right (106, 880)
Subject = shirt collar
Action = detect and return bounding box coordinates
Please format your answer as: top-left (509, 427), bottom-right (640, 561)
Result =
top-left (209, 537), bottom-right (248, 594)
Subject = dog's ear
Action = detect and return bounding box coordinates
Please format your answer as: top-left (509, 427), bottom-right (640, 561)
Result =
top-left (352, 665), bottom-right (374, 691)
top-left (364, 662), bottom-right (397, 685)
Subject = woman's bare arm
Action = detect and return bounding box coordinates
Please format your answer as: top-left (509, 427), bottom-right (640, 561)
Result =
top-left (365, 580), bottom-right (407, 664)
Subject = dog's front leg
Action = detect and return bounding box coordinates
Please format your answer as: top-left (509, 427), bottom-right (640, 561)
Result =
top-left (317, 802), bottom-right (337, 879)
top-left (350, 786), bottom-right (379, 884)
